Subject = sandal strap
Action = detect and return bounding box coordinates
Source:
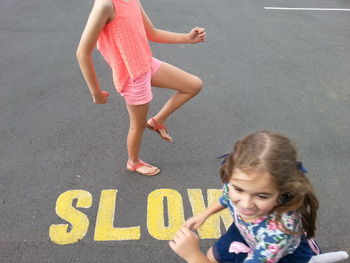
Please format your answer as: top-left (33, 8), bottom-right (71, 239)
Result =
top-left (150, 117), bottom-right (166, 130)
top-left (138, 160), bottom-right (155, 169)
top-left (127, 160), bottom-right (156, 171)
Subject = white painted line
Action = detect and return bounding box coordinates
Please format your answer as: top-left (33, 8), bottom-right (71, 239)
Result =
top-left (264, 7), bottom-right (350, 11)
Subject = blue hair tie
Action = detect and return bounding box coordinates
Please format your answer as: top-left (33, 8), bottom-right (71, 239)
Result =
top-left (216, 153), bottom-right (232, 165)
top-left (297, 162), bottom-right (308, 173)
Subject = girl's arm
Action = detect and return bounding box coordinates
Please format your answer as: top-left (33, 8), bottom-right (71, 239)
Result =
top-left (171, 201), bottom-right (226, 262)
top-left (76, 0), bottom-right (114, 104)
top-left (184, 201), bottom-right (225, 229)
top-left (139, 3), bottom-right (206, 44)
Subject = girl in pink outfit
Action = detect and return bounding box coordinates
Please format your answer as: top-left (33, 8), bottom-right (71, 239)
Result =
top-left (76, 0), bottom-right (205, 176)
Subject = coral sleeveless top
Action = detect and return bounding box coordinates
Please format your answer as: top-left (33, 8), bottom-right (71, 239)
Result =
top-left (97, 0), bottom-right (152, 92)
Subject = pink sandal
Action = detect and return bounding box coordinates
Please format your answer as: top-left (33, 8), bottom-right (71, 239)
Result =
top-left (146, 117), bottom-right (172, 142)
top-left (126, 160), bottom-right (160, 176)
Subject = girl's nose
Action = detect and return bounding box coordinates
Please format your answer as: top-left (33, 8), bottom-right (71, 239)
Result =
top-left (239, 196), bottom-right (254, 209)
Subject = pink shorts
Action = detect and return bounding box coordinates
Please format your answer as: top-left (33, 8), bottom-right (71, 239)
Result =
top-left (120, 57), bottom-right (162, 105)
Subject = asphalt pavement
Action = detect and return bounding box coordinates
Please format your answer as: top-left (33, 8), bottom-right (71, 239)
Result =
top-left (1, 0), bottom-right (349, 262)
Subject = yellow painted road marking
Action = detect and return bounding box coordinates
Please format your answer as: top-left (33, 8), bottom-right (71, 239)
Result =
top-left (49, 190), bottom-right (92, 245)
top-left (94, 189), bottom-right (140, 241)
top-left (147, 189), bottom-right (185, 240)
top-left (188, 189), bottom-right (233, 239)
top-left (49, 188), bottom-right (233, 245)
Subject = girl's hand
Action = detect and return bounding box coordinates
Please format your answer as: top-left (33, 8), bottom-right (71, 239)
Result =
top-left (92, 90), bottom-right (109, 104)
top-left (188, 27), bottom-right (206, 44)
top-left (169, 227), bottom-right (202, 262)
top-left (183, 213), bottom-right (207, 230)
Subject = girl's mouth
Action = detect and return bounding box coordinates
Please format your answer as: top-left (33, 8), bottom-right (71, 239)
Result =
top-left (237, 207), bottom-right (257, 216)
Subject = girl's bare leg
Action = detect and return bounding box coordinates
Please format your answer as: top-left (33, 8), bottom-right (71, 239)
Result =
top-left (126, 102), bottom-right (158, 174)
top-left (149, 62), bottom-right (203, 140)
top-left (207, 247), bottom-right (219, 263)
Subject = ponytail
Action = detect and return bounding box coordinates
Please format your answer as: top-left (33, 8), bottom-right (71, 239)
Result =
top-left (274, 169), bottom-right (319, 238)
top-left (298, 172), bottom-right (319, 238)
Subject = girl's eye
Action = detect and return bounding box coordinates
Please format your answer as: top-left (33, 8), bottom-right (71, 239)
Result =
top-left (234, 187), bottom-right (243, 192)
top-left (257, 195), bottom-right (269, 199)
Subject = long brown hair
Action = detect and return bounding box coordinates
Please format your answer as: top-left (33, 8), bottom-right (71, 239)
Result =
top-left (220, 131), bottom-right (319, 238)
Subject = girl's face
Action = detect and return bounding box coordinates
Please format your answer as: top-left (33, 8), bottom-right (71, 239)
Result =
top-left (228, 168), bottom-right (279, 222)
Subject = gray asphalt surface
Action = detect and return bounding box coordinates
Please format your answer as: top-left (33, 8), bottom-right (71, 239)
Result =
top-left (1, 0), bottom-right (350, 262)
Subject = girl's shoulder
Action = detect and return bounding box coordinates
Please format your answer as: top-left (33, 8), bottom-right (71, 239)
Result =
top-left (94, 0), bottom-right (115, 14)
top-left (263, 210), bottom-right (301, 234)
top-left (92, 0), bottom-right (115, 23)
top-left (279, 210), bottom-right (301, 231)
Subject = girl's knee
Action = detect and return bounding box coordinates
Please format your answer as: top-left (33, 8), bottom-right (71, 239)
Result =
top-left (207, 247), bottom-right (218, 263)
top-left (129, 122), bottom-right (146, 133)
top-left (190, 76), bottom-right (203, 95)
